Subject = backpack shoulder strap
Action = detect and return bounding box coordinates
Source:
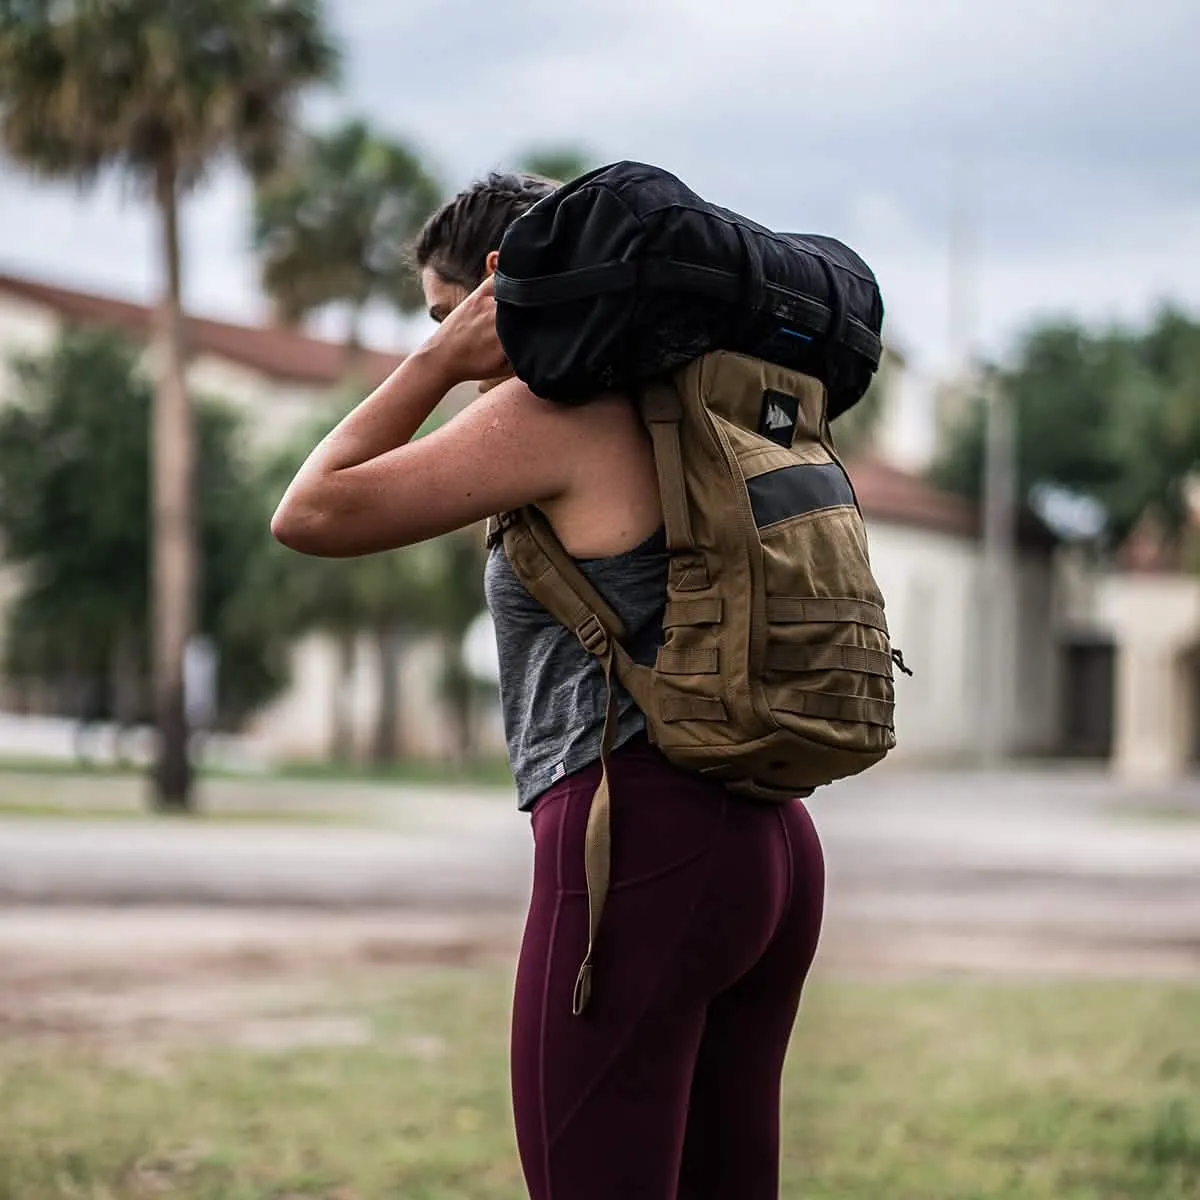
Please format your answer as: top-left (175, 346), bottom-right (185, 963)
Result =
top-left (500, 506), bottom-right (627, 645)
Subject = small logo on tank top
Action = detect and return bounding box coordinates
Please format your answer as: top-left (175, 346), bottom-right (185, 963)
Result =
top-left (550, 761), bottom-right (566, 783)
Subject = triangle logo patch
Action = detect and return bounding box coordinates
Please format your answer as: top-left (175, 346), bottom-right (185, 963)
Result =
top-left (758, 389), bottom-right (800, 447)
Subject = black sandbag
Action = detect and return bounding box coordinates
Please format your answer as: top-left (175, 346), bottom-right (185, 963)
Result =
top-left (493, 160), bottom-right (884, 419)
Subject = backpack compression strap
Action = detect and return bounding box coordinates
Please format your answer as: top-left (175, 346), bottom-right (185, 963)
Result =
top-left (498, 506), bottom-right (644, 1016)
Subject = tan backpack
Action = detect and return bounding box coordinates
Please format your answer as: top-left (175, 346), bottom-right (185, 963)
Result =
top-left (488, 351), bottom-right (908, 1015)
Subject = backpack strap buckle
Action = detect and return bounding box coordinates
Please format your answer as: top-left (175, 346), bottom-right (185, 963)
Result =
top-left (487, 510), bottom-right (521, 549)
top-left (576, 614), bottom-right (610, 657)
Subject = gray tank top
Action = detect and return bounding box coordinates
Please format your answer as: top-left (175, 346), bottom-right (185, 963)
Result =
top-left (484, 523), bottom-right (669, 810)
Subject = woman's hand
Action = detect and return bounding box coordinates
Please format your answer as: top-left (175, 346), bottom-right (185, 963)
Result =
top-left (424, 274), bottom-right (511, 386)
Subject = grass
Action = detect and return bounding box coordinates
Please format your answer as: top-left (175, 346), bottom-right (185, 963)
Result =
top-left (0, 756), bottom-right (146, 779)
top-left (0, 800), bottom-right (368, 825)
top-left (2, 973), bottom-right (1199, 1198)
top-left (0, 754), bottom-right (514, 789)
top-left (0, 755), bottom-right (514, 824)
top-left (275, 755), bottom-right (514, 789)
top-left (1111, 804), bottom-right (1200, 826)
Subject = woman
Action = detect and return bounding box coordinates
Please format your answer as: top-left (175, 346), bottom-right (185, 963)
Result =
top-left (272, 172), bottom-right (826, 1200)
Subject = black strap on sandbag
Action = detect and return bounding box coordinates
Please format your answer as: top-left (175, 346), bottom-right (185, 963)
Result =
top-left (493, 260), bottom-right (882, 364)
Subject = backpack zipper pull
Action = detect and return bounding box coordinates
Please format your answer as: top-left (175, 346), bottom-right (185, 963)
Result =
top-left (891, 648), bottom-right (914, 678)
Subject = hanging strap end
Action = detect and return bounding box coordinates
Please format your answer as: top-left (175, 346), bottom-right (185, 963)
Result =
top-left (572, 960), bottom-right (594, 1017)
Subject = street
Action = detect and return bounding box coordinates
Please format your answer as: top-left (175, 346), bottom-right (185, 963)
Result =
top-left (1, 765), bottom-right (1197, 980)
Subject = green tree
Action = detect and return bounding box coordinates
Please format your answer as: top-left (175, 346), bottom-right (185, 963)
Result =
top-left (259, 410), bottom-right (450, 763)
top-left (932, 323), bottom-right (1128, 506)
top-left (0, 0), bottom-right (339, 807)
top-left (1115, 309), bottom-right (1200, 538)
top-left (0, 328), bottom-right (290, 758)
top-left (254, 118), bottom-right (441, 759)
top-left (403, 404), bottom-right (492, 763)
top-left (263, 399), bottom-right (495, 765)
top-left (517, 146), bottom-right (596, 184)
top-left (929, 309), bottom-right (1200, 544)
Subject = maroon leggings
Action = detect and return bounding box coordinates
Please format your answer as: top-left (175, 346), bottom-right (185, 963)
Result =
top-left (510, 735), bottom-right (825, 1199)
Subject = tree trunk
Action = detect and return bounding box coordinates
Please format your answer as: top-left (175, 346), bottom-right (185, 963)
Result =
top-left (330, 631), bottom-right (356, 762)
top-left (443, 639), bottom-right (475, 766)
top-left (371, 624), bottom-right (404, 765)
top-left (150, 163), bottom-right (197, 810)
top-left (70, 665), bottom-right (96, 767)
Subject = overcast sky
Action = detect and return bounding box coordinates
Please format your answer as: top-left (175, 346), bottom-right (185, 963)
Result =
top-left (0, 0), bottom-right (1195, 377)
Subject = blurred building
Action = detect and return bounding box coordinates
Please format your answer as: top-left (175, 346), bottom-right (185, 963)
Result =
top-left (0, 270), bottom-right (402, 451)
top-left (849, 457), bottom-right (1061, 764)
top-left (0, 267), bottom-right (464, 763)
top-left (1056, 503), bottom-right (1200, 783)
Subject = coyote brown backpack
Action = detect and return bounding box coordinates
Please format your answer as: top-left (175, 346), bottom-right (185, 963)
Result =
top-left (487, 350), bottom-right (908, 1016)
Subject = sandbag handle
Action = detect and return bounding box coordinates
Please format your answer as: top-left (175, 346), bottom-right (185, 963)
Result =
top-left (493, 262), bottom-right (635, 306)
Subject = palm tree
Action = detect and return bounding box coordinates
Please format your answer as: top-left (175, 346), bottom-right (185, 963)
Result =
top-left (254, 118), bottom-right (441, 761)
top-left (254, 117), bottom-right (440, 371)
top-left (0, 0), bottom-right (340, 809)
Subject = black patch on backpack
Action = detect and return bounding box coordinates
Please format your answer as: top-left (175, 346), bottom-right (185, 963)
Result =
top-left (758, 389), bottom-right (799, 447)
top-left (747, 461), bottom-right (856, 528)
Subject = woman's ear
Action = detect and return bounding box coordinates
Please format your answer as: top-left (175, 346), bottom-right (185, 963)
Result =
top-left (485, 249), bottom-right (500, 277)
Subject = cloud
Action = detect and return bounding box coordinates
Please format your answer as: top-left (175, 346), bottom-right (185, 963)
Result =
top-left (0, 0), bottom-right (1196, 375)
top-left (335, 0), bottom-right (1200, 369)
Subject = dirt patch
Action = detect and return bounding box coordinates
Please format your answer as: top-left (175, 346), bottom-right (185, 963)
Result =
top-left (3, 902), bottom-right (1198, 1058)
top-left (0, 908), bottom-right (522, 1053)
top-left (816, 918), bottom-right (1200, 982)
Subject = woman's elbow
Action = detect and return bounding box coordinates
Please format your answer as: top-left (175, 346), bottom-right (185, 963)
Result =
top-left (271, 493), bottom-right (334, 556)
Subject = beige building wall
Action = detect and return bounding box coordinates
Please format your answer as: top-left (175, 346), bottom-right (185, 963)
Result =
top-left (0, 294), bottom-right (60, 373)
top-left (846, 519), bottom-right (1059, 764)
top-left (184, 353), bottom-right (341, 454)
top-left (245, 630), bottom-right (504, 765)
top-left (1095, 573), bottom-right (1200, 781)
top-left (1012, 553), bottom-right (1063, 752)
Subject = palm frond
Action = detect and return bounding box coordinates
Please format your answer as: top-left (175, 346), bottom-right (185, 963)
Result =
top-left (253, 117), bottom-right (441, 324)
top-left (0, 0), bottom-right (340, 191)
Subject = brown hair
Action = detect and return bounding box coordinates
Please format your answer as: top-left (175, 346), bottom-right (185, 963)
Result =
top-left (412, 171), bottom-right (557, 290)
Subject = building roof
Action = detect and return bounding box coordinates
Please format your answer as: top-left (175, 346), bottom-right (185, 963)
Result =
top-left (845, 456), bottom-right (1057, 549)
top-left (846, 456), bottom-right (976, 537)
top-left (1115, 509), bottom-right (1176, 573)
top-left (0, 269), bottom-right (404, 388)
top-left (1113, 506), bottom-right (1200, 576)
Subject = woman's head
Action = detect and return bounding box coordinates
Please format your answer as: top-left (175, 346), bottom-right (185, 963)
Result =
top-left (414, 171), bottom-right (557, 322)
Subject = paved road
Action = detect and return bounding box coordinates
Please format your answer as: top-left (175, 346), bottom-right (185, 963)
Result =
top-left (2, 766), bottom-right (1198, 977)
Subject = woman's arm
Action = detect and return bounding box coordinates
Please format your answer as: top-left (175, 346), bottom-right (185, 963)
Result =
top-left (270, 277), bottom-right (579, 558)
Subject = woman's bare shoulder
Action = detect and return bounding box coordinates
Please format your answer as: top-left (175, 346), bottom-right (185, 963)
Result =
top-left (483, 379), bottom-right (647, 456)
